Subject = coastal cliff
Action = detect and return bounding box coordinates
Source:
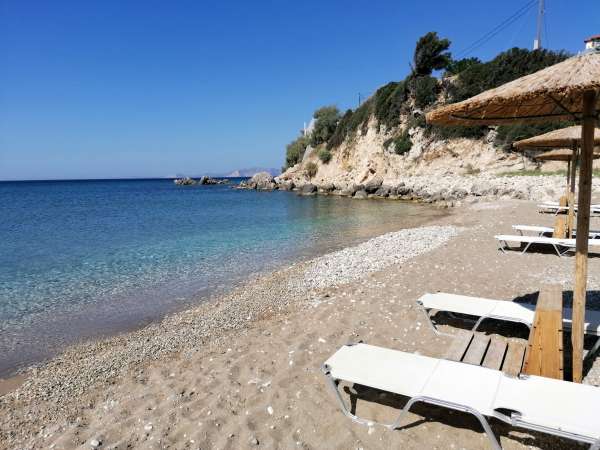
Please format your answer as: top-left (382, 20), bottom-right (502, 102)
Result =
top-left (262, 35), bottom-right (600, 204)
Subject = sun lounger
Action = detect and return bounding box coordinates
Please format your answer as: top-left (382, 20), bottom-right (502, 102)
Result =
top-left (323, 342), bottom-right (600, 450)
top-left (538, 203), bottom-right (600, 215)
top-left (512, 225), bottom-right (600, 238)
top-left (495, 235), bottom-right (600, 256)
top-left (495, 234), bottom-right (570, 256)
top-left (417, 292), bottom-right (600, 361)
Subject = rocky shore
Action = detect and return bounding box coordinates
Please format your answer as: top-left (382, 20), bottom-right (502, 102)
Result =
top-left (239, 171), bottom-right (600, 206)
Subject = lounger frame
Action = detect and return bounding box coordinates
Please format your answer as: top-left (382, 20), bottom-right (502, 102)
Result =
top-left (416, 297), bottom-right (600, 363)
top-left (496, 236), bottom-right (570, 257)
top-left (322, 343), bottom-right (600, 450)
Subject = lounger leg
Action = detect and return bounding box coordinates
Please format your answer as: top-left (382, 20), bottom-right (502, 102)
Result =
top-left (390, 397), bottom-right (502, 450)
top-left (521, 242), bottom-right (532, 254)
top-left (418, 305), bottom-right (453, 337)
top-left (584, 337), bottom-right (600, 364)
top-left (498, 241), bottom-right (508, 253)
top-left (552, 244), bottom-right (562, 257)
top-left (590, 439), bottom-right (600, 450)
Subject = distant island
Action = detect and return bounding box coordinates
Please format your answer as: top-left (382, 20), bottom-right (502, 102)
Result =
top-left (225, 167), bottom-right (280, 177)
top-left (172, 167), bottom-right (279, 179)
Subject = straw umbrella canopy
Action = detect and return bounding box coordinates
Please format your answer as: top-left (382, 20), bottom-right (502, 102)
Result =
top-left (513, 125), bottom-right (600, 149)
top-left (514, 126), bottom-right (600, 237)
top-left (427, 49), bottom-right (600, 383)
top-left (533, 148), bottom-right (600, 161)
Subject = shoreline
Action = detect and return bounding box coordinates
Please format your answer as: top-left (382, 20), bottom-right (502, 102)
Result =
top-left (3, 198), bottom-right (600, 449)
top-left (0, 195), bottom-right (448, 381)
top-left (0, 204), bottom-right (448, 390)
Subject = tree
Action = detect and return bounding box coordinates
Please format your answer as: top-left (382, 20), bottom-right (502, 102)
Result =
top-left (310, 106), bottom-right (341, 146)
top-left (285, 135), bottom-right (309, 169)
top-left (413, 32), bottom-right (452, 77)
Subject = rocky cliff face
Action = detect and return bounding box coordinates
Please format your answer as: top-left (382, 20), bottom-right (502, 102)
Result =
top-left (269, 116), bottom-right (600, 204)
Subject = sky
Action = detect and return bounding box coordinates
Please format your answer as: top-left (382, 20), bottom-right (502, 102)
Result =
top-left (1, 0), bottom-right (599, 180)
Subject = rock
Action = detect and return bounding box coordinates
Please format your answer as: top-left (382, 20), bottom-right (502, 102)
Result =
top-left (396, 185), bottom-right (411, 196)
top-left (249, 436), bottom-right (259, 446)
top-left (249, 172), bottom-right (275, 191)
top-left (199, 176), bottom-right (228, 185)
top-left (318, 183), bottom-right (335, 193)
top-left (364, 177), bottom-right (383, 194)
top-left (278, 180), bottom-right (295, 191)
top-left (300, 184), bottom-right (317, 195)
top-left (89, 439), bottom-right (101, 449)
top-left (374, 185), bottom-right (391, 197)
top-left (173, 177), bottom-right (196, 186)
top-left (353, 190), bottom-right (368, 199)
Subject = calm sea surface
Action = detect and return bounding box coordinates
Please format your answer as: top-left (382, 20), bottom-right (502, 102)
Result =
top-left (0, 179), bottom-right (444, 375)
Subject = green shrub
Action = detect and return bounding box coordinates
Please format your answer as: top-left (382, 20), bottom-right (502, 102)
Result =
top-left (285, 135), bottom-right (310, 169)
top-left (326, 100), bottom-right (373, 149)
top-left (384, 131), bottom-right (412, 155)
top-left (373, 81), bottom-right (408, 130)
top-left (444, 57), bottom-right (481, 76)
top-left (310, 106), bottom-right (340, 147)
top-left (412, 75), bottom-right (439, 109)
top-left (446, 48), bottom-right (569, 104)
top-left (305, 162), bottom-right (318, 178)
top-left (318, 148), bottom-right (332, 163)
top-left (425, 124), bottom-right (486, 140)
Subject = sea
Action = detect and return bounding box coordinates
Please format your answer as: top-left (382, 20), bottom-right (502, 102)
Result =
top-left (0, 178), bottom-right (444, 376)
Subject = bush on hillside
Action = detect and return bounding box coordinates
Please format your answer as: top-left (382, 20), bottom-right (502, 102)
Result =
top-left (384, 131), bottom-right (412, 155)
top-left (444, 57), bottom-right (481, 76)
top-left (318, 148), bottom-right (332, 163)
top-left (305, 161), bottom-right (318, 178)
top-left (413, 75), bottom-right (439, 109)
top-left (373, 81), bottom-right (408, 130)
top-left (285, 135), bottom-right (309, 169)
top-left (310, 106), bottom-right (341, 147)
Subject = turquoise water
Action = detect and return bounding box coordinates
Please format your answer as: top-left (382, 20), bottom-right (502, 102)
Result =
top-left (0, 179), bottom-right (443, 375)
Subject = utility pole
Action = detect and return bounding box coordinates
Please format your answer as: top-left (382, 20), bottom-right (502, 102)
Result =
top-left (533, 0), bottom-right (544, 50)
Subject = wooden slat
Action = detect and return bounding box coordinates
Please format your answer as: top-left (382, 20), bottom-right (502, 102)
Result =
top-left (445, 330), bottom-right (473, 362)
top-left (523, 284), bottom-right (564, 380)
top-left (503, 339), bottom-right (526, 377)
top-left (463, 333), bottom-right (491, 365)
top-left (482, 335), bottom-right (508, 370)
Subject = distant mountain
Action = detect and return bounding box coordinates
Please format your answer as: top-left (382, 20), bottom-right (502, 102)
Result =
top-left (226, 167), bottom-right (280, 177)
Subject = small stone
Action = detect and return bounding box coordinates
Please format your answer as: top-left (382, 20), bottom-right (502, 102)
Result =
top-left (267, 406), bottom-right (274, 415)
top-left (249, 436), bottom-right (259, 446)
top-left (144, 424), bottom-right (153, 432)
top-left (89, 439), bottom-right (101, 448)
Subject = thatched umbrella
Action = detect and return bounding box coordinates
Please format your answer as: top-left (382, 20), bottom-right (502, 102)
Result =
top-left (427, 49), bottom-right (600, 382)
top-left (514, 126), bottom-right (600, 236)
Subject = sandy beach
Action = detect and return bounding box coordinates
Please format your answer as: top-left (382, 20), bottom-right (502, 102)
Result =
top-left (2, 198), bottom-right (600, 450)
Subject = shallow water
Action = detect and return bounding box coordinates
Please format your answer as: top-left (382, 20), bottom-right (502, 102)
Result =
top-left (0, 179), bottom-right (444, 375)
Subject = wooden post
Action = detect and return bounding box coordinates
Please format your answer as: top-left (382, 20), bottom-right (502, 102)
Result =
top-left (567, 142), bottom-right (578, 237)
top-left (572, 90), bottom-right (597, 383)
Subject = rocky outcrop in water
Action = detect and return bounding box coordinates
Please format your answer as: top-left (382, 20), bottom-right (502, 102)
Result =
top-left (239, 172), bottom-right (276, 190)
top-left (174, 176), bottom-right (229, 186)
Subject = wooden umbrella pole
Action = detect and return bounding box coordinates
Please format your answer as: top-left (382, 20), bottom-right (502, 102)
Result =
top-left (567, 142), bottom-right (578, 236)
top-left (572, 89), bottom-right (597, 383)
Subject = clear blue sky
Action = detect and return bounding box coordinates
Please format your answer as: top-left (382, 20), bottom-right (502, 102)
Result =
top-left (1, 0), bottom-right (598, 180)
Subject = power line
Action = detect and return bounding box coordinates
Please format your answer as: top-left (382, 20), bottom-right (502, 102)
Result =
top-left (455, 0), bottom-right (538, 59)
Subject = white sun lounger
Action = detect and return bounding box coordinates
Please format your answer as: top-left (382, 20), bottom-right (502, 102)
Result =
top-left (495, 235), bottom-right (600, 257)
top-left (512, 225), bottom-right (600, 239)
top-left (538, 203), bottom-right (600, 215)
top-left (417, 292), bottom-right (600, 361)
top-left (495, 234), bottom-right (571, 256)
top-left (323, 343), bottom-right (600, 450)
